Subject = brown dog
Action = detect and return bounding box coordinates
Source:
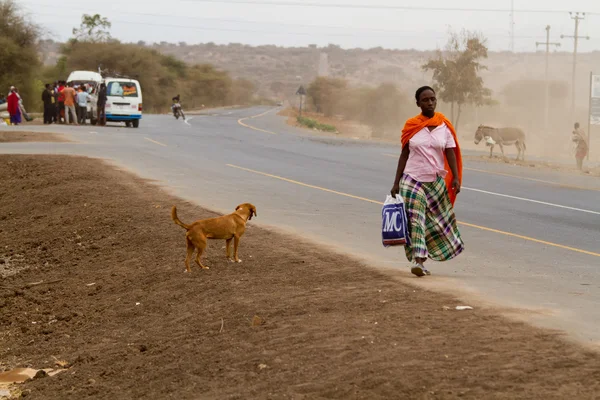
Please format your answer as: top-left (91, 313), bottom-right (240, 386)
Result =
top-left (171, 203), bottom-right (257, 272)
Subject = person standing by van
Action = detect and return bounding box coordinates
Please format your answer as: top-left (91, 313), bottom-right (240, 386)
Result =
top-left (52, 82), bottom-right (59, 123)
top-left (42, 84), bottom-right (54, 124)
top-left (97, 83), bottom-right (107, 126)
top-left (76, 85), bottom-right (89, 125)
top-left (57, 81), bottom-right (66, 123)
top-left (63, 83), bottom-right (78, 125)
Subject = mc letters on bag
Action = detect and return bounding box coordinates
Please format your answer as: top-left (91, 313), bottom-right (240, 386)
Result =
top-left (381, 195), bottom-right (410, 247)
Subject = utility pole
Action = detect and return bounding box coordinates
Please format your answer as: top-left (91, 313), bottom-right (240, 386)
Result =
top-left (536, 25), bottom-right (560, 134)
top-left (509, 0), bottom-right (515, 52)
top-left (561, 12), bottom-right (590, 121)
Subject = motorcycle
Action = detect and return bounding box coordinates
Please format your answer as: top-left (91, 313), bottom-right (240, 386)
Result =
top-left (172, 103), bottom-right (186, 120)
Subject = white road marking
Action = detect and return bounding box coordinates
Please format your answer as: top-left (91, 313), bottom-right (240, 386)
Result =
top-left (462, 187), bottom-right (600, 215)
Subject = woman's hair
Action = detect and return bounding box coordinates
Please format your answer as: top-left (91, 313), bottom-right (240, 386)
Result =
top-left (415, 86), bottom-right (435, 101)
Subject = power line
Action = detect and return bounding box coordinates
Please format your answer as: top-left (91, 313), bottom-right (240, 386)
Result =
top-left (18, 2), bottom-right (520, 38)
top-left (28, 9), bottom-right (556, 42)
top-left (23, 2), bottom-right (600, 49)
top-left (182, 0), bottom-right (600, 15)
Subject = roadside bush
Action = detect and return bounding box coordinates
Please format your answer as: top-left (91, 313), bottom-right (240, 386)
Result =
top-left (297, 116), bottom-right (337, 132)
top-left (306, 77), bottom-right (412, 138)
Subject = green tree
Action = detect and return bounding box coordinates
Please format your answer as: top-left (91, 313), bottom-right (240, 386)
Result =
top-left (54, 40), bottom-right (257, 112)
top-left (72, 14), bottom-right (112, 42)
top-left (0, 0), bottom-right (41, 109)
top-left (422, 30), bottom-right (492, 128)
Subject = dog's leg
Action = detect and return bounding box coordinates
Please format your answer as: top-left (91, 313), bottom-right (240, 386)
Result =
top-left (489, 144), bottom-right (493, 158)
top-left (185, 237), bottom-right (194, 273)
top-left (194, 236), bottom-right (209, 270)
top-left (226, 238), bottom-right (233, 261)
top-left (499, 143), bottom-right (505, 158)
top-left (195, 250), bottom-right (209, 270)
top-left (233, 235), bottom-right (242, 263)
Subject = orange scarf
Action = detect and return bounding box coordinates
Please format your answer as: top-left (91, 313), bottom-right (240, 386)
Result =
top-left (401, 112), bottom-right (462, 205)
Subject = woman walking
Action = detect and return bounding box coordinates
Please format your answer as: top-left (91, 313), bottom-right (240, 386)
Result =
top-left (390, 86), bottom-right (464, 277)
top-left (6, 87), bottom-right (21, 125)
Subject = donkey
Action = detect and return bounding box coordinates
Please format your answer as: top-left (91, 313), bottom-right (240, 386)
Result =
top-left (474, 125), bottom-right (527, 161)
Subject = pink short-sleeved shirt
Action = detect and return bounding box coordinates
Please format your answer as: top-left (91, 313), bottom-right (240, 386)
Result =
top-left (404, 123), bottom-right (456, 183)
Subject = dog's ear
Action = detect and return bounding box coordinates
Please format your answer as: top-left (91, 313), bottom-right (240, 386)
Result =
top-left (235, 205), bottom-right (241, 211)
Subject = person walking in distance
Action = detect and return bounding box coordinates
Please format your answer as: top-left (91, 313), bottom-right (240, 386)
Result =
top-left (6, 86), bottom-right (22, 125)
top-left (42, 84), bottom-right (54, 124)
top-left (76, 85), bottom-right (89, 125)
top-left (97, 83), bottom-right (107, 126)
top-left (62, 83), bottom-right (78, 125)
top-left (390, 86), bottom-right (464, 277)
top-left (572, 122), bottom-right (588, 171)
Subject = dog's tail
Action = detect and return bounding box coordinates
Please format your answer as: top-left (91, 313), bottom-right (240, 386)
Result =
top-left (171, 206), bottom-right (191, 230)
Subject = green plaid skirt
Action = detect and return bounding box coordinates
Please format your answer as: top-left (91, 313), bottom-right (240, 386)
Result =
top-left (400, 174), bottom-right (464, 262)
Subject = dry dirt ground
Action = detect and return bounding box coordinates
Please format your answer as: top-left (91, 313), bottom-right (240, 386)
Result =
top-left (1, 154), bottom-right (600, 399)
top-left (0, 132), bottom-right (70, 143)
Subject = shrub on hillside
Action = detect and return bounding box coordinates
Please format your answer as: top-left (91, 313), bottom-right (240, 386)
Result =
top-left (47, 41), bottom-right (257, 113)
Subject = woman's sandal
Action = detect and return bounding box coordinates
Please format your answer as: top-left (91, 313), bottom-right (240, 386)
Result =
top-left (411, 263), bottom-right (431, 277)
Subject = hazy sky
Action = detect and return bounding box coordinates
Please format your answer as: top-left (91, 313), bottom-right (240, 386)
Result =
top-left (20, 0), bottom-right (600, 52)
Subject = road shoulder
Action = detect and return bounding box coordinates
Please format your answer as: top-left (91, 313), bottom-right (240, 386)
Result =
top-left (1, 154), bottom-right (600, 399)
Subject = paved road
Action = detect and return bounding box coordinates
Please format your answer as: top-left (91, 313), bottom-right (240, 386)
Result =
top-left (2, 107), bottom-right (599, 345)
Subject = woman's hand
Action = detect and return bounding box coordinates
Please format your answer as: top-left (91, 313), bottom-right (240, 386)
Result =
top-left (390, 183), bottom-right (400, 197)
top-left (451, 178), bottom-right (461, 194)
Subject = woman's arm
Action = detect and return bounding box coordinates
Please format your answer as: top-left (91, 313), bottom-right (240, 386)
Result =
top-left (390, 146), bottom-right (410, 197)
top-left (445, 148), bottom-right (460, 194)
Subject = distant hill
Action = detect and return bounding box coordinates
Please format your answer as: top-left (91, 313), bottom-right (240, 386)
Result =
top-left (38, 40), bottom-right (600, 109)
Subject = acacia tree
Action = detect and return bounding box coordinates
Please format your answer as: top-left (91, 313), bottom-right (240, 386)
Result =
top-left (422, 30), bottom-right (492, 128)
top-left (72, 14), bottom-right (112, 42)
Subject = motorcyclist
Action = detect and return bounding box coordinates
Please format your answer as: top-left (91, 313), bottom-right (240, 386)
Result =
top-left (171, 94), bottom-right (185, 120)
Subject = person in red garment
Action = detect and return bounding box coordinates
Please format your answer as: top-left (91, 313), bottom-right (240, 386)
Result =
top-left (7, 86), bottom-right (22, 125)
